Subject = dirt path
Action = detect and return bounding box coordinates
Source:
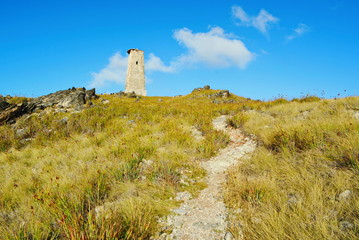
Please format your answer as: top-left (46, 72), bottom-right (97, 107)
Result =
top-left (157, 115), bottom-right (256, 240)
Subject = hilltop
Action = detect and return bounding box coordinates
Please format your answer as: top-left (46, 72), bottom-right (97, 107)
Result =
top-left (0, 87), bottom-right (358, 239)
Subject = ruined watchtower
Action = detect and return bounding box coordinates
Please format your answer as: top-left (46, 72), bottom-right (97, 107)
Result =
top-left (125, 49), bottom-right (146, 96)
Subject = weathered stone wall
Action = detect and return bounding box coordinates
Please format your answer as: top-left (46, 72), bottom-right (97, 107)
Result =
top-left (125, 49), bottom-right (146, 96)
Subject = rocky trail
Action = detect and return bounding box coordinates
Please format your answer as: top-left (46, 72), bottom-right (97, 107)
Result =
top-left (157, 115), bottom-right (256, 240)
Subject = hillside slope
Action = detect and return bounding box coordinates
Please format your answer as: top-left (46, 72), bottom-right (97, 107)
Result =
top-left (0, 88), bottom-right (358, 239)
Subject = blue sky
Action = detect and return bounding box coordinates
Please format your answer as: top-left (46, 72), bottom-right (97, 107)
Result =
top-left (0, 0), bottom-right (358, 99)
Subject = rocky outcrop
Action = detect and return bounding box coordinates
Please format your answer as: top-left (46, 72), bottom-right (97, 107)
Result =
top-left (192, 86), bottom-right (231, 98)
top-left (190, 86), bottom-right (236, 104)
top-left (30, 87), bottom-right (97, 110)
top-left (0, 87), bottom-right (98, 125)
top-left (208, 90), bottom-right (230, 98)
top-left (115, 91), bottom-right (141, 99)
top-left (0, 102), bottom-right (37, 125)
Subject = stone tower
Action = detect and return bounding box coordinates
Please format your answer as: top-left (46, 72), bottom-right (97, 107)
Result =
top-left (125, 49), bottom-right (146, 96)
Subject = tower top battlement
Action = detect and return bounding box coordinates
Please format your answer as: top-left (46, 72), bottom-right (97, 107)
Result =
top-left (127, 48), bottom-right (143, 54)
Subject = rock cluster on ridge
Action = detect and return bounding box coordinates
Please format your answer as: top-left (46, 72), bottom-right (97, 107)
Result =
top-left (0, 87), bottom-right (98, 125)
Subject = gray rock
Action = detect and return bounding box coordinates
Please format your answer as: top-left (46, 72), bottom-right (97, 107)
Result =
top-left (59, 117), bottom-right (69, 124)
top-left (0, 87), bottom-right (98, 125)
top-left (16, 128), bottom-right (26, 137)
top-left (0, 103), bottom-right (36, 125)
top-left (140, 159), bottom-right (153, 171)
top-left (208, 90), bottom-right (231, 99)
top-left (32, 87), bottom-right (97, 110)
top-left (339, 221), bottom-right (354, 231)
top-left (116, 91), bottom-right (139, 98)
top-left (55, 109), bottom-right (67, 113)
top-left (20, 138), bottom-right (33, 144)
top-left (129, 92), bottom-right (138, 98)
top-left (85, 88), bottom-right (96, 101)
top-left (338, 190), bottom-right (352, 202)
top-left (224, 231), bottom-right (233, 240)
top-left (218, 90), bottom-right (230, 98)
top-left (57, 91), bottom-right (85, 108)
top-left (287, 193), bottom-right (300, 207)
top-left (204, 85), bottom-right (211, 90)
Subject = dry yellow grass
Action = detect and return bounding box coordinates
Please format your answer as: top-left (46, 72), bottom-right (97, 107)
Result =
top-left (0, 90), bottom-right (241, 239)
top-left (0, 91), bottom-right (357, 239)
top-left (225, 97), bottom-right (358, 240)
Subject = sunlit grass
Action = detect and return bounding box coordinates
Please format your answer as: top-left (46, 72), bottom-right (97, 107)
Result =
top-left (225, 97), bottom-right (359, 240)
top-left (1, 90), bottom-right (357, 239)
top-left (0, 89), bottom-right (245, 238)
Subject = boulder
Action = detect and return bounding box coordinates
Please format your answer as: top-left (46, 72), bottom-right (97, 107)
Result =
top-left (193, 85), bottom-right (211, 92)
top-left (16, 128), bottom-right (26, 137)
top-left (339, 221), bottom-right (354, 231)
top-left (59, 117), bottom-right (69, 124)
top-left (101, 99), bottom-right (110, 104)
top-left (128, 92), bottom-right (138, 98)
top-left (207, 90), bottom-right (231, 99)
top-left (85, 88), bottom-right (97, 100)
top-left (338, 190), bottom-right (352, 202)
top-left (216, 90), bottom-right (230, 98)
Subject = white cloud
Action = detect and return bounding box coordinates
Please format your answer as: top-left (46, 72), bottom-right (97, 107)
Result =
top-left (286, 23), bottom-right (310, 40)
top-left (89, 52), bottom-right (128, 88)
top-left (89, 52), bottom-right (173, 88)
top-left (173, 27), bottom-right (255, 69)
top-left (146, 53), bottom-right (174, 72)
top-left (90, 27), bottom-right (255, 88)
top-left (232, 6), bottom-right (279, 34)
top-left (232, 6), bottom-right (250, 23)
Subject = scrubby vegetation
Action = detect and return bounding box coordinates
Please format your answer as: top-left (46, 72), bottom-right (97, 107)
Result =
top-left (0, 89), bottom-right (357, 239)
top-left (225, 97), bottom-right (358, 240)
top-left (0, 90), bottom-right (239, 239)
